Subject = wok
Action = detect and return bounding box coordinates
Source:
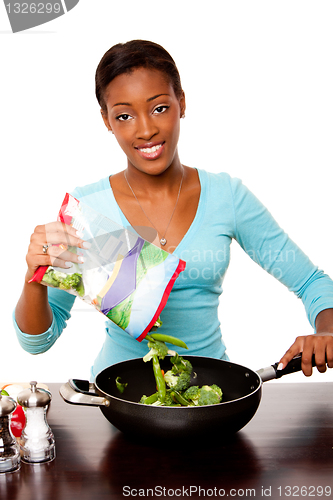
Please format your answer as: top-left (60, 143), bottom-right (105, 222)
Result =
top-left (59, 354), bottom-right (314, 439)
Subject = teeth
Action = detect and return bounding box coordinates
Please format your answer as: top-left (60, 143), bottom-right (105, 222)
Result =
top-left (140, 144), bottom-right (162, 153)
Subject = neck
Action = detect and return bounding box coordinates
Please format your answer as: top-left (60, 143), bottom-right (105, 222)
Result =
top-left (125, 155), bottom-right (183, 195)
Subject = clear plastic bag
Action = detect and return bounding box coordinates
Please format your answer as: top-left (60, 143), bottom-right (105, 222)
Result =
top-left (30, 193), bottom-right (186, 341)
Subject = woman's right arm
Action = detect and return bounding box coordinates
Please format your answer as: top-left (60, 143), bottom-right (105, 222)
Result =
top-left (15, 221), bottom-right (86, 335)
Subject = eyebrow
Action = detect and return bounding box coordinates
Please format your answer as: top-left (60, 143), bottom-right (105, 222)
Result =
top-left (112, 93), bottom-right (170, 108)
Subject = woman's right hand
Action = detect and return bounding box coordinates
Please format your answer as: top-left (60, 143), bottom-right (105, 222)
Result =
top-left (25, 222), bottom-right (88, 283)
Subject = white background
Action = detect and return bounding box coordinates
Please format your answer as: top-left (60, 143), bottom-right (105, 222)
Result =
top-left (1, 1), bottom-right (332, 385)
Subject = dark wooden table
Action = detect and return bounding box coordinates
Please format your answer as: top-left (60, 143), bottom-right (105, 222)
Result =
top-left (1, 382), bottom-right (333, 500)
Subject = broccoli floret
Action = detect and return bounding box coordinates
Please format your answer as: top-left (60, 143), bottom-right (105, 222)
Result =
top-left (42, 269), bottom-right (85, 296)
top-left (183, 385), bottom-right (201, 405)
top-left (210, 384), bottom-right (223, 400)
top-left (60, 273), bottom-right (85, 296)
top-left (182, 384), bottom-right (223, 406)
top-left (43, 269), bottom-right (65, 287)
top-left (143, 339), bottom-right (169, 362)
top-left (198, 385), bottom-right (222, 406)
top-left (164, 370), bottom-right (191, 392)
top-left (170, 353), bottom-right (192, 374)
top-left (163, 371), bottom-right (177, 387)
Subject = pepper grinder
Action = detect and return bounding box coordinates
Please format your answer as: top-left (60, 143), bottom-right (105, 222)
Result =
top-left (17, 381), bottom-right (55, 464)
top-left (0, 394), bottom-right (20, 473)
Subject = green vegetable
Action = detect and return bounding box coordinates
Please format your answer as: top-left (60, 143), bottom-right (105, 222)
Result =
top-left (142, 332), bottom-right (185, 403)
top-left (140, 393), bottom-right (159, 405)
top-left (143, 339), bottom-right (169, 363)
top-left (43, 268), bottom-right (85, 297)
top-left (1, 389), bottom-right (9, 396)
top-left (152, 354), bottom-right (166, 403)
top-left (139, 335), bottom-right (223, 407)
top-left (170, 353), bottom-right (193, 375)
top-left (210, 384), bottom-right (223, 400)
top-left (183, 384), bottom-right (223, 406)
top-left (171, 390), bottom-right (192, 406)
top-left (164, 391), bottom-right (181, 406)
top-left (182, 385), bottom-right (200, 404)
top-left (164, 370), bottom-right (191, 392)
top-left (148, 333), bottom-right (188, 349)
top-left (149, 318), bottom-right (163, 332)
top-left (115, 376), bottom-right (128, 394)
top-left (198, 386), bottom-right (222, 406)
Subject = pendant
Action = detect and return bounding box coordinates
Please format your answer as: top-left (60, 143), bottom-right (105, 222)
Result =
top-left (160, 238), bottom-right (167, 246)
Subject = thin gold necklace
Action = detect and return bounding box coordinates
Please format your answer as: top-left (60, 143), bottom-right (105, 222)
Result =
top-left (124, 167), bottom-right (184, 246)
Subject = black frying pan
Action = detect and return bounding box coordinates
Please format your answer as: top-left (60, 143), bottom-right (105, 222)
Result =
top-left (59, 354), bottom-right (315, 439)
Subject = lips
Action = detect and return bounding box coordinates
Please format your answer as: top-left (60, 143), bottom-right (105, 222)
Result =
top-left (135, 141), bottom-right (165, 160)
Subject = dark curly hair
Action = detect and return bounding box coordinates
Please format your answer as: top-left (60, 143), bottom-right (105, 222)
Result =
top-left (95, 40), bottom-right (183, 113)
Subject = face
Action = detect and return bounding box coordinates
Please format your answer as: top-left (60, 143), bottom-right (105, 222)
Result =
top-left (101, 67), bottom-right (185, 175)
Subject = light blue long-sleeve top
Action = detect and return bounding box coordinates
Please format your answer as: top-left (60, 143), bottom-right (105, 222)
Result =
top-left (14, 169), bottom-right (333, 378)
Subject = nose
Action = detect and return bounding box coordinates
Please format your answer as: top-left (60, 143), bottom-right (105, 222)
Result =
top-left (136, 114), bottom-right (158, 141)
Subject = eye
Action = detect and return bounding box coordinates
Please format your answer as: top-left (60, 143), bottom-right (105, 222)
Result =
top-left (153, 105), bottom-right (169, 115)
top-left (116, 113), bottom-right (132, 122)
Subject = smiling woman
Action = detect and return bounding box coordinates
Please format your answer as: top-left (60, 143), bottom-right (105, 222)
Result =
top-left (13, 39), bottom-right (333, 381)
top-left (101, 68), bottom-right (184, 180)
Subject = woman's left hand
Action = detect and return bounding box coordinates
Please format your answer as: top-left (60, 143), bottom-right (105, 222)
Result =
top-left (278, 333), bottom-right (333, 376)
top-left (279, 308), bottom-right (333, 376)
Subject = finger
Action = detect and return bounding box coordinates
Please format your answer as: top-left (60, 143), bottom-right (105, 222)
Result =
top-left (320, 335), bottom-right (333, 369)
top-left (31, 229), bottom-right (86, 250)
top-left (26, 252), bottom-right (55, 271)
top-left (47, 245), bottom-right (85, 266)
top-left (313, 338), bottom-right (328, 374)
top-left (36, 221), bottom-right (82, 236)
top-left (28, 241), bottom-right (85, 269)
top-left (46, 244), bottom-right (76, 260)
top-left (26, 246), bottom-right (73, 271)
top-left (49, 256), bottom-right (78, 269)
top-left (326, 342), bottom-right (333, 369)
top-left (33, 222), bottom-right (85, 245)
top-left (278, 336), bottom-right (305, 370)
top-left (44, 231), bottom-right (85, 248)
top-left (299, 336), bottom-right (315, 376)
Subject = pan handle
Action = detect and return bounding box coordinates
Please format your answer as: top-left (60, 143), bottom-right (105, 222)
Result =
top-left (257, 354), bottom-right (321, 382)
top-left (59, 379), bottom-right (110, 407)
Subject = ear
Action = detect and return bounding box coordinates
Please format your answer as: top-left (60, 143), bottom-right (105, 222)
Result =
top-left (179, 90), bottom-right (186, 118)
top-left (100, 109), bottom-right (113, 133)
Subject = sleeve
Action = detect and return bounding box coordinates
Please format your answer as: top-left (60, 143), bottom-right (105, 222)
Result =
top-left (14, 287), bottom-right (76, 354)
top-left (228, 176), bottom-right (333, 328)
top-left (13, 179), bottom-right (105, 355)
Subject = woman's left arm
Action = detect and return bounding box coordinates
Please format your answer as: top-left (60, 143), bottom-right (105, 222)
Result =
top-left (229, 177), bottom-right (333, 377)
top-left (278, 308), bottom-right (333, 376)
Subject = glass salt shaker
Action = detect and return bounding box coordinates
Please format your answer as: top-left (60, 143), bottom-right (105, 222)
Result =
top-left (17, 381), bottom-right (55, 464)
top-left (0, 394), bottom-right (20, 473)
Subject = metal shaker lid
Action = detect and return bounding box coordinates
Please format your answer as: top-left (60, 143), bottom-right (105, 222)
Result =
top-left (17, 381), bottom-right (52, 408)
top-left (0, 393), bottom-right (17, 416)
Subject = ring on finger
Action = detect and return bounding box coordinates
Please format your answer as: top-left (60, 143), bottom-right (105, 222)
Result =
top-left (42, 244), bottom-right (51, 254)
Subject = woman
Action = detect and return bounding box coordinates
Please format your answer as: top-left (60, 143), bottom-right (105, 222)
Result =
top-left (14, 40), bottom-right (333, 379)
